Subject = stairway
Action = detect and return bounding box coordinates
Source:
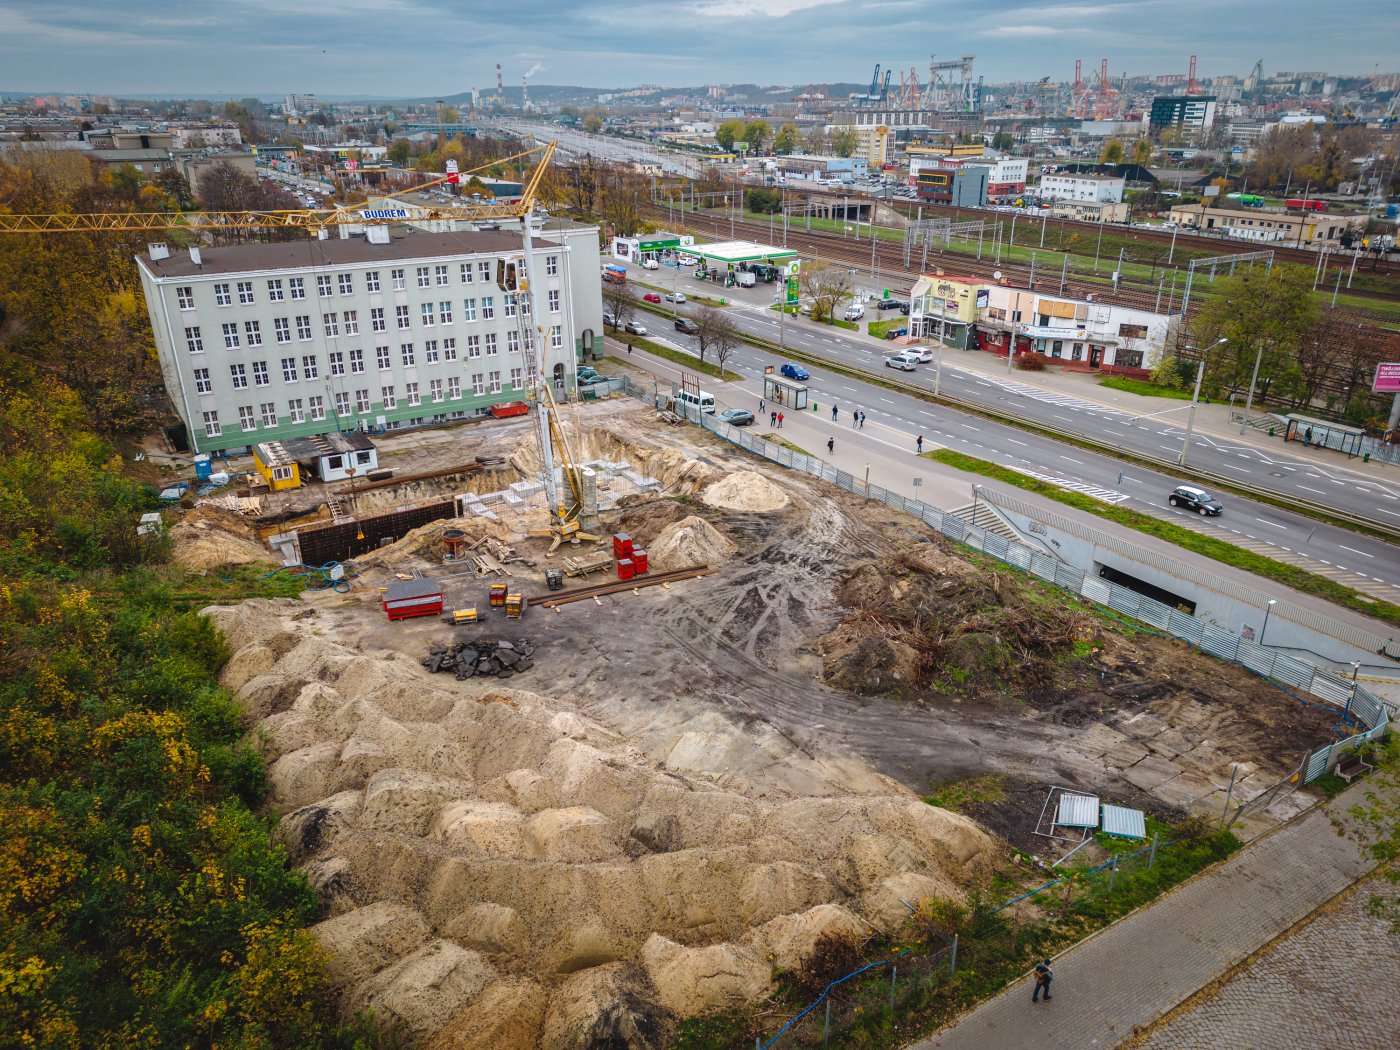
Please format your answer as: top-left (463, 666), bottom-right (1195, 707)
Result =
top-left (946, 501), bottom-right (1020, 540)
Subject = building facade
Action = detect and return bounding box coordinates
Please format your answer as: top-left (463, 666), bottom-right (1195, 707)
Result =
top-left (1167, 204), bottom-right (1365, 244)
top-left (1038, 173), bottom-right (1125, 203)
top-left (1148, 96), bottom-right (1217, 130)
top-left (137, 226), bottom-right (600, 454)
top-left (908, 147), bottom-right (1027, 202)
top-left (911, 162), bottom-right (988, 206)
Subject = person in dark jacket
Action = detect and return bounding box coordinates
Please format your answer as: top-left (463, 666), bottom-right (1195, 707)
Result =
top-left (1032, 959), bottom-right (1053, 1002)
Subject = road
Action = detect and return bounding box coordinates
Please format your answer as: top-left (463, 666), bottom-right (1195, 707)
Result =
top-left (491, 121), bottom-right (705, 177)
top-left (609, 257), bottom-right (1400, 604)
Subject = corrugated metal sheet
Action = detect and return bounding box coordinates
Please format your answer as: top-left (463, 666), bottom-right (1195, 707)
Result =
top-left (1100, 804), bottom-right (1146, 840)
top-left (1057, 793), bottom-right (1100, 828)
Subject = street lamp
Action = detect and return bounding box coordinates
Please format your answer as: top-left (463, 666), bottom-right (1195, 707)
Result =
top-left (1260, 599), bottom-right (1277, 646)
top-left (1176, 338), bottom-right (1228, 468)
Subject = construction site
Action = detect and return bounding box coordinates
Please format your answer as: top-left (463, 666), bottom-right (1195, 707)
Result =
top-left (171, 383), bottom-right (1345, 1046)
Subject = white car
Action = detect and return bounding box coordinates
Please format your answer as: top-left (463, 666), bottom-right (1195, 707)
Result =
top-left (664, 292), bottom-right (687, 304)
top-left (884, 351), bottom-right (920, 371)
top-left (641, 258), bottom-right (659, 270)
top-left (907, 346), bottom-right (934, 363)
top-left (623, 320), bottom-right (647, 336)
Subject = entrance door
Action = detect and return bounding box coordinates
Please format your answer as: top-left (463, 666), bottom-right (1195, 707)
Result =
top-left (1089, 345), bottom-right (1102, 367)
top-left (553, 362), bottom-right (565, 394)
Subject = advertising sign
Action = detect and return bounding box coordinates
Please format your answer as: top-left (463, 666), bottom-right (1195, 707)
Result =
top-left (786, 260), bottom-right (800, 304)
top-left (1375, 362), bottom-right (1400, 393)
top-left (445, 159), bottom-right (459, 185)
top-left (733, 141), bottom-right (749, 152)
top-left (975, 289), bottom-right (990, 308)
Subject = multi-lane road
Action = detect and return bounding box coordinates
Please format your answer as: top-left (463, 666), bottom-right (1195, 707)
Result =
top-left (611, 257), bottom-right (1400, 604)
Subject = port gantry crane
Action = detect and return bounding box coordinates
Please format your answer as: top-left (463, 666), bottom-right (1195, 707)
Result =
top-left (0, 139), bottom-right (597, 549)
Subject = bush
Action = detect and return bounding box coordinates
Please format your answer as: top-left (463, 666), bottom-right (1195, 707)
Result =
top-left (791, 934), bottom-right (864, 998)
top-left (1016, 351), bottom-right (1049, 371)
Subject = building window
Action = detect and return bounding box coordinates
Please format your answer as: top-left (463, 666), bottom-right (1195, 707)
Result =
top-left (504, 293), bottom-right (517, 318)
top-left (391, 268), bottom-right (405, 290)
top-left (329, 351), bottom-right (345, 376)
top-left (177, 286), bottom-right (195, 309)
top-left (349, 348), bottom-right (365, 374)
top-left (447, 377), bottom-right (461, 399)
top-left (302, 355), bottom-right (319, 379)
top-left (416, 266), bottom-right (431, 288)
top-left (467, 334), bottom-right (481, 358)
top-left (546, 255), bottom-right (558, 276)
top-left (244, 320), bottom-right (263, 346)
top-left (334, 391), bottom-right (350, 416)
top-left (1072, 343), bottom-right (1084, 361)
top-left (429, 378), bottom-right (444, 401)
top-left (289, 277), bottom-right (305, 300)
top-left (462, 298), bottom-right (477, 321)
top-left (343, 309), bottom-right (358, 335)
top-left (222, 323), bottom-right (240, 349)
top-left (406, 382), bottom-right (420, 406)
top-left (510, 366), bottom-right (523, 390)
top-left (194, 367), bottom-right (212, 394)
top-left (400, 342), bottom-right (415, 366)
top-left (442, 337), bottom-right (457, 361)
top-left (295, 315), bottom-right (312, 341)
top-left (395, 305), bottom-right (410, 330)
top-left (370, 307), bottom-right (385, 332)
top-left (281, 357), bottom-right (299, 382)
top-left (260, 402), bottom-right (278, 427)
top-left (273, 317), bottom-right (290, 343)
top-left (1118, 323), bottom-right (1148, 339)
top-left (323, 313), bottom-right (339, 338)
top-left (435, 264), bottom-right (449, 286)
top-left (481, 296), bottom-right (495, 320)
top-left (548, 289), bottom-right (560, 312)
top-left (376, 345), bottom-right (391, 370)
top-left (460, 262), bottom-right (473, 283)
top-left (478, 261), bottom-right (491, 282)
top-left (487, 370), bottom-right (501, 393)
top-left (507, 330), bottom-right (520, 354)
top-left (421, 303), bottom-right (435, 326)
top-left (202, 410), bottom-right (220, 437)
top-left (316, 275), bottom-right (333, 297)
top-left (551, 324), bottom-right (563, 349)
top-left (185, 326), bottom-right (204, 354)
top-left (484, 333), bottom-right (498, 356)
top-left (214, 283), bottom-right (232, 306)
top-left (309, 395), bottom-right (325, 421)
top-left (239, 405), bottom-right (257, 431)
top-left (381, 385), bottom-right (396, 409)
top-left (424, 339), bottom-right (440, 363)
top-left (1051, 341), bottom-right (1063, 357)
top-left (237, 281), bottom-right (255, 304)
top-left (251, 361), bottom-right (269, 386)
top-left (271, 464), bottom-right (294, 482)
top-left (439, 301), bottom-right (453, 324)
top-left (366, 270), bottom-right (381, 292)
top-left (338, 273), bottom-right (353, 295)
top-left (471, 372), bottom-right (485, 395)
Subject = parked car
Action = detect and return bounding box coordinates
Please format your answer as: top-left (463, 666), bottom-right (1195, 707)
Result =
top-left (641, 258), bottom-right (659, 269)
top-left (718, 408), bottom-right (755, 427)
top-left (1168, 485), bottom-right (1222, 516)
top-left (579, 373), bottom-right (613, 387)
top-left (623, 320), bottom-right (647, 336)
top-left (643, 292), bottom-right (662, 304)
top-left (884, 351), bottom-right (920, 371)
top-left (674, 317), bottom-right (699, 334)
top-left (664, 292), bottom-right (687, 303)
top-left (875, 297), bottom-right (902, 310)
top-left (779, 362), bottom-right (809, 380)
top-left (577, 366), bottom-right (600, 381)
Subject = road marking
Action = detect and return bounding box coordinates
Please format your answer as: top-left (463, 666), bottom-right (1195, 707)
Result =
top-left (1008, 439), bottom-right (1029, 447)
top-left (1338, 545), bottom-right (1373, 558)
top-left (960, 423), bottom-right (980, 431)
top-left (1060, 456), bottom-right (1085, 465)
top-left (1254, 519), bottom-right (1287, 530)
top-left (1052, 414), bottom-right (1073, 422)
top-left (1297, 484), bottom-right (1327, 495)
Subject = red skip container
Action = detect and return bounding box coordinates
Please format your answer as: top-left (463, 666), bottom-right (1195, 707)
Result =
top-left (617, 558), bottom-right (635, 581)
top-left (631, 548), bottom-right (648, 574)
top-left (612, 532), bottom-right (633, 559)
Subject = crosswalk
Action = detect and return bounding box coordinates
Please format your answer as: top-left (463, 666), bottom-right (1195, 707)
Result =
top-left (957, 370), bottom-right (1128, 417)
top-left (1010, 466), bottom-right (1132, 504)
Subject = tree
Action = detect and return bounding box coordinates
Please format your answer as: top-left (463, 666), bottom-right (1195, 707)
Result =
top-left (1132, 138), bottom-right (1153, 166)
top-left (743, 119), bottom-right (770, 153)
top-left (387, 138), bottom-right (412, 166)
top-left (715, 120), bottom-right (745, 151)
top-left (601, 281), bottom-right (637, 331)
top-left (746, 188), bottom-right (782, 214)
top-left (774, 123), bottom-right (801, 155)
top-left (991, 131), bottom-right (1016, 152)
top-left (1099, 139), bottom-right (1125, 165)
top-left (563, 155), bottom-right (604, 217)
top-left (581, 113), bottom-right (603, 134)
top-left (831, 128), bottom-right (859, 158)
top-left (1190, 265), bottom-right (1319, 403)
top-left (804, 126), bottom-right (828, 154)
top-left (598, 163), bottom-right (648, 237)
top-left (799, 260), bottom-right (854, 324)
top-left (694, 304), bottom-right (739, 368)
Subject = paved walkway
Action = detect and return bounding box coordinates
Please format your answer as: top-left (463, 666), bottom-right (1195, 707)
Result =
top-left (910, 776), bottom-right (1390, 1050)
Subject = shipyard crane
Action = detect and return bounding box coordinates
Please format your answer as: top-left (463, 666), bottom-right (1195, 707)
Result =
top-left (0, 139), bottom-right (598, 548)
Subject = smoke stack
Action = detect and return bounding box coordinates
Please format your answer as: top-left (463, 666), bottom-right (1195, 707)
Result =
top-left (496, 63), bottom-right (503, 97)
top-left (522, 76), bottom-right (529, 112)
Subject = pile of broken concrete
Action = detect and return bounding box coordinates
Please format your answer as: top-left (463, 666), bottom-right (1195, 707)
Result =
top-left (423, 638), bottom-right (535, 679)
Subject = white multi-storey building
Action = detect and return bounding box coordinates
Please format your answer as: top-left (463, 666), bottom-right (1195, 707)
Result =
top-left (137, 223), bottom-right (603, 454)
top-left (1037, 173), bottom-right (1125, 204)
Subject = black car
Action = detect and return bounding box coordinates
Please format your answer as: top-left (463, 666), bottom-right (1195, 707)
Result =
top-left (875, 297), bottom-right (901, 310)
top-left (674, 317), bottom-right (699, 334)
top-left (1168, 485), bottom-right (1223, 516)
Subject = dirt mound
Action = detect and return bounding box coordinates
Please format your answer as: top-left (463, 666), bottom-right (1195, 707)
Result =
top-left (170, 505), bottom-right (277, 570)
top-left (612, 498), bottom-right (693, 551)
top-left (702, 471), bottom-right (790, 513)
top-left (647, 515), bottom-right (737, 571)
top-left (204, 599), bottom-right (999, 1046)
top-left (353, 515), bottom-right (522, 570)
top-left (508, 427), bottom-right (720, 496)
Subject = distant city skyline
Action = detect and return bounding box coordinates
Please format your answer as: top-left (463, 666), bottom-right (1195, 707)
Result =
top-left (2, 0), bottom-right (1396, 98)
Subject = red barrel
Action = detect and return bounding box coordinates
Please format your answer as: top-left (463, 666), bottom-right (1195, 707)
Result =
top-left (631, 548), bottom-right (648, 574)
top-left (617, 558), bottom-right (635, 581)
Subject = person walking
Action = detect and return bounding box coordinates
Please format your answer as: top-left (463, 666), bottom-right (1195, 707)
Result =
top-left (832, 404), bottom-right (839, 422)
top-left (777, 412), bottom-right (785, 429)
top-left (770, 410), bottom-right (777, 427)
top-left (859, 411), bottom-right (866, 429)
top-left (1032, 959), bottom-right (1053, 1003)
top-left (916, 435), bottom-right (924, 453)
top-left (627, 342), bottom-right (633, 356)
top-left (759, 398), bottom-right (766, 414)
top-left (827, 436), bottom-right (834, 454)
top-left (851, 407), bottom-right (859, 427)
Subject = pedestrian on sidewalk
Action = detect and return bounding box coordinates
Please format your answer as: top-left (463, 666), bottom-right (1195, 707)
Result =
top-left (778, 412), bottom-right (785, 429)
top-left (770, 410), bottom-right (777, 427)
top-left (917, 435), bottom-right (924, 453)
top-left (759, 398), bottom-right (765, 414)
top-left (627, 342), bottom-right (633, 356)
top-left (827, 436), bottom-right (834, 454)
top-left (1032, 959), bottom-right (1053, 1003)
top-left (832, 404), bottom-right (839, 422)
top-left (852, 407), bottom-right (859, 427)
top-left (859, 411), bottom-right (866, 429)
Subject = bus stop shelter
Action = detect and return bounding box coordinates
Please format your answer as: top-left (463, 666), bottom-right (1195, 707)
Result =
top-left (1283, 414), bottom-right (1364, 457)
top-left (763, 373), bottom-right (808, 410)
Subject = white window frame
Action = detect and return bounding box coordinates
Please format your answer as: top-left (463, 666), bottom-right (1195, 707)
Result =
top-left (202, 410), bottom-right (220, 437)
top-left (193, 367), bottom-right (212, 394)
top-left (177, 286), bottom-right (195, 310)
top-left (185, 326), bottom-right (204, 354)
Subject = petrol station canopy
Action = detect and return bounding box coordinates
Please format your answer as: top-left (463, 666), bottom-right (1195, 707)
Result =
top-left (688, 240), bottom-right (798, 265)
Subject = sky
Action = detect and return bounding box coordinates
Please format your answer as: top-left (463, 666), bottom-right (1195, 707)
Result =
top-left (2, 0), bottom-right (1397, 97)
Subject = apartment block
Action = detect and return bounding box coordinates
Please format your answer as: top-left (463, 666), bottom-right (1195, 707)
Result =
top-left (137, 225), bottom-right (602, 454)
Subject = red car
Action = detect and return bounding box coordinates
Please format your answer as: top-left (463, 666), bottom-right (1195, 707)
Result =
top-left (643, 292), bottom-right (662, 303)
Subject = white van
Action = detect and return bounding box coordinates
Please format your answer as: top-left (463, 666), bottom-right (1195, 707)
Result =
top-left (676, 389), bottom-right (717, 415)
top-left (735, 271), bottom-right (756, 288)
top-left (844, 302), bottom-right (866, 321)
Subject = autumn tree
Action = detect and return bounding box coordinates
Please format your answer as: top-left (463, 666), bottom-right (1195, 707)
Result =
top-left (743, 119), bottom-right (771, 152)
top-left (774, 122), bottom-right (801, 155)
top-left (598, 163), bottom-right (649, 237)
top-left (1190, 265), bottom-right (1319, 403)
top-left (563, 155), bottom-right (604, 217)
top-left (1099, 139), bottom-right (1125, 165)
top-left (601, 280), bottom-right (637, 331)
top-left (1132, 138), bottom-right (1153, 166)
top-left (694, 304), bottom-right (739, 368)
top-left (581, 112), bottom-right (603, 134)
top-left (799, 260), bottom-right (854, 323)
top-left (831, 128), bottom-right (859, 158)
top-left (804, 126), bottom-right (828, 154)
top-left (715, 119), bottom-right (745, 151)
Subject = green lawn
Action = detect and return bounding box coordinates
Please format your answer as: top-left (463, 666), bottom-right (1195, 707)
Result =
top-left (1098, 376), bottom-right (1193, 400)
top-left (922, 449), bottom-right (1400, 629)
top-left (867, 318), bottom-right (907, 339)
top-left (629, 335), bottom-right (741, 382)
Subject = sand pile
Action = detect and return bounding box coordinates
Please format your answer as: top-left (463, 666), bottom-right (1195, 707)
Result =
top-left (702, 471), bottom-right (790, 513)
top-left (507, 427), bottom-right (720, 496)
top-left (353, 516), bottom-right (523, 570)
top-left (203, 598), bottom-right (998, 1048)
top-left (171, 506), bottom-right (277, 570)
top-left (647, 515), bottom-right (737, 571)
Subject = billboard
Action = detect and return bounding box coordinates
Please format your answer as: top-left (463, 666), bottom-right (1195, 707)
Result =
top-left (786, 260), bottom-right (800, 304)
top-left (1375, 363), bottom-right (1400, 393)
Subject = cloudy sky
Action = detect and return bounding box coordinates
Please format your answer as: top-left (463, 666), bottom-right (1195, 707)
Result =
top-left (2, 0), bottom-right (1395, 97)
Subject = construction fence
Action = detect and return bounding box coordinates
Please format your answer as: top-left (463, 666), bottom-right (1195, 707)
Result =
top-left (623, 378), bottom-right (1392, 784)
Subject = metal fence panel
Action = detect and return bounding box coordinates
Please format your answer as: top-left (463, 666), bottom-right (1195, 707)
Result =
top-left (1081, 576), bottom-right (1112, 604)
top-left (1269, 655), bottom-right (1314, 690)
top-left (1310, 676), bottom-right (1353, 705)
top-left (1305, 745), bottom-right (1334, 782)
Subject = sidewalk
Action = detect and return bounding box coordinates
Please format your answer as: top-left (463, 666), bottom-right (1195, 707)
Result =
top-left (910, 775), bottom-right (1390, 1050)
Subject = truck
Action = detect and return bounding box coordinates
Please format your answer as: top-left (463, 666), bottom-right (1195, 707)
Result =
top-left (601, 264), bottom-right (627, 284)
top-left (734, 271), bottom-right (756, 288)
top-left (1285, 199), bottom-right (1328, 212)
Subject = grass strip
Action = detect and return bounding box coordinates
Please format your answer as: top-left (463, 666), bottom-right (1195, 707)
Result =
top-left (1098, 376), bottom-right (1193, 400)
top-left (630, 336), bottom-right (741, 382)
top-left (922, 448), bottom-right (1400, 629)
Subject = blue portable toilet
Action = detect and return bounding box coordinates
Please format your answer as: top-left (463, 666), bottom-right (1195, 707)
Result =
top-left (194, 454), bottom-right (212, 481)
